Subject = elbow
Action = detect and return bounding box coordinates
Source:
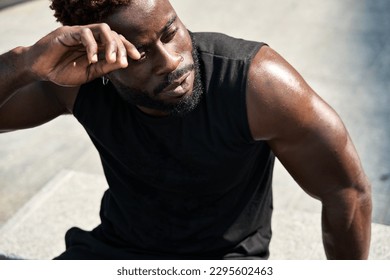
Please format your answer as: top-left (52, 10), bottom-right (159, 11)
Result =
top-left (355, 173), bottom-right (372, 211)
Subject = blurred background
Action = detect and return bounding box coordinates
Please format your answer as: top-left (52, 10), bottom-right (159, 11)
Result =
top-left (0, 0), bottom-right (389, 259)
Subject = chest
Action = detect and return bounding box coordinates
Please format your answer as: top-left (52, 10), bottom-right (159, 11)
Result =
top-left (90, 106), bottom-right (259, 195)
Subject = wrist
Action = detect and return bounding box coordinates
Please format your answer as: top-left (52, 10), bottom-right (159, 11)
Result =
top-left (12, 45), bottom-right (41, 83)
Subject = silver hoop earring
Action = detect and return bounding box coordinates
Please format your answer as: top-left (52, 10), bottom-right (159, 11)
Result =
top-left (102, 76), bottom-right (110, 85)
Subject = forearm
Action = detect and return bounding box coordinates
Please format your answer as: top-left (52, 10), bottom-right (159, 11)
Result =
top-left (321, 182), bottom-right (372, 259)
top-left (0, 46), bottom-right (35, 107)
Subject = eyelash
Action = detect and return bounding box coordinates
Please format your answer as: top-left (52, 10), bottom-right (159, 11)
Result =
top-left (162, 27), bottom-right (178, 44)
top-left (136, 27), bottom-right (179, 62)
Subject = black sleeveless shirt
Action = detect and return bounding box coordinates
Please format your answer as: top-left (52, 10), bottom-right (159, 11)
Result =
top-left (73, 32), bottom-right (274, 259)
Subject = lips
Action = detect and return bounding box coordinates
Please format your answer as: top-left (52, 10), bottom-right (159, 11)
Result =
top-left (161, 72), bottom-right (191, 96)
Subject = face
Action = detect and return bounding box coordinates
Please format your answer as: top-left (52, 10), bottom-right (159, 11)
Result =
top-left (105, 0), bottom-right (203, 116)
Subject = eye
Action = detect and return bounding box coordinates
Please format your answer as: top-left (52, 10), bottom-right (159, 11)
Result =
top-left (161, 27), bottom-right (178, 44)
top-left (138, 51), bottom-right (147, 61)
top-left (135, 47), bottom-right (148, 62)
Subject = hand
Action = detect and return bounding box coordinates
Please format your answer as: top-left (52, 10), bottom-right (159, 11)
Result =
top-left (27, 23), bottom-right (140, 86)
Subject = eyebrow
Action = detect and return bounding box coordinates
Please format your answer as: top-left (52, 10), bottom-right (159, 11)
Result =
top-left (161, 14), bottom-right (178, 34)
top-left (136, 15), bottom-right (178, 50)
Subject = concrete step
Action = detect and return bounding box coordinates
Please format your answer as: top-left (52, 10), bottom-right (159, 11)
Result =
top-left (270, 209), bottom-right (390, 260)
top-left (0, 170), bottom-right (389, 260)
top-left (0, 170), bottom-right (106, 259)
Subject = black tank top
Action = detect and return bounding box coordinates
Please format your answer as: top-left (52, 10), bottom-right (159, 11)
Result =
top-left (74, 32), bottom-right (274, 259)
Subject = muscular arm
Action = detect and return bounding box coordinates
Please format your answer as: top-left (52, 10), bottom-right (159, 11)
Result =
top-left (0, 48), bottom-right (69, 133)
top-left (0, 24), bottom-right (140, 132)
top-left (247, 46), bottom-right (372, 259)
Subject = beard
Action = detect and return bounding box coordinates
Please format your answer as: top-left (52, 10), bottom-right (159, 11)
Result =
top-left (111, 40), bottom-right (204, 117)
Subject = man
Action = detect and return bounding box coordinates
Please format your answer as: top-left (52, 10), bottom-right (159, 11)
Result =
top-left (0, 0), bottom-right (371, 259)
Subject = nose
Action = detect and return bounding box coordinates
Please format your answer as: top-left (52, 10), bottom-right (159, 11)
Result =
top-left (153, 44), bottom-right (182, 75)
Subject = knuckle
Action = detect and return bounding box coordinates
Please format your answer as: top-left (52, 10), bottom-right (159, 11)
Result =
top-left (54, 25), bottom-right (71, 36)
top-left (119, 45), bottom-right (126, 53)
top-left (80, 27), bottom-right (92, 36)
top-left (109, 39), bottom-right (118, 48)
top-left (87, 43), bottom-right (98, 52)
top-left (99, 22), bottom-right (110, 31)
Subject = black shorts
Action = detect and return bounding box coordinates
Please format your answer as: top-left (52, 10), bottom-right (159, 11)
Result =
top-left (54, 226), bottom-right (269, 260)
top-left (54, 226), bottom-right (160, 260)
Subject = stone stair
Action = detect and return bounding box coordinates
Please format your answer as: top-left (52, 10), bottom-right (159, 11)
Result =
top-left (0, 169), bottom-right (388, 260)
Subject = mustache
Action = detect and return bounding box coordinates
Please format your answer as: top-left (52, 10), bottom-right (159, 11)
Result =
top-left (153, 64), bottom-right (195, 95)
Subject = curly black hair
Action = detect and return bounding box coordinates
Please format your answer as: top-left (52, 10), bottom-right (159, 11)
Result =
top-left (50, 0), bottom-right (133, 26)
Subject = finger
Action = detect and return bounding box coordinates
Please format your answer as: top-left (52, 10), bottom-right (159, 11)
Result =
top-left (112, 33), bottom-right (129, 67)
top-left (92, 23), bottom-right (121, 64)
top-left (119, 34), bottom-right (141, 61)
top-left (78, 27), bottom-right (99, 64)
top-left (96, 32), bottom-right (129, 67)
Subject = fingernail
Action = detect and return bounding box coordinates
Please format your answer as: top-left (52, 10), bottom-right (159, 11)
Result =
top-left (121, 56), bottom-right (128, 66)
top-left (110, 52), bottom-right (117, 62)
top-left (92, 54), bottom-right (98, 63)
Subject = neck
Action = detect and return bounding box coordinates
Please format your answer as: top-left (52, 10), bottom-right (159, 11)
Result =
top-left (137, 105), bottom-right (170, 117)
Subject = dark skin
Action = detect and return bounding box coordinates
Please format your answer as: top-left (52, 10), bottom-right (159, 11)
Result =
top-left (0, 0), bottom-right (371, 259)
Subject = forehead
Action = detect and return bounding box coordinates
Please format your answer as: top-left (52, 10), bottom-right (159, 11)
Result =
top-left (105, 0), bottom-right (177, 41)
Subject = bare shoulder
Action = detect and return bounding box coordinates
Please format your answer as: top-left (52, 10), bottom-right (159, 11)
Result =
top-left (246, 45), bottom-right (337, 142)
top-left (245, 45), bottom-right (368, 199)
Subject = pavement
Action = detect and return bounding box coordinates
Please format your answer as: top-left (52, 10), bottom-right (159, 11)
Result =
top-left (0, 0), bottom-right (389, 260)
top-left (0, 0), bottom-right (33, 10)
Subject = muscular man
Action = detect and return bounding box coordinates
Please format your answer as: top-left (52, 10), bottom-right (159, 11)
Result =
top-left (0, 0), bottom-right (371, 259)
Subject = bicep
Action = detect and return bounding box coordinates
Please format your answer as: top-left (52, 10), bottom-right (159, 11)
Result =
top-left (247, 46), bottom-right (368, 201)
top-left (268, 99), bottom-right (365, 200)
top-left (0, 82), bottom-right (78, 132)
